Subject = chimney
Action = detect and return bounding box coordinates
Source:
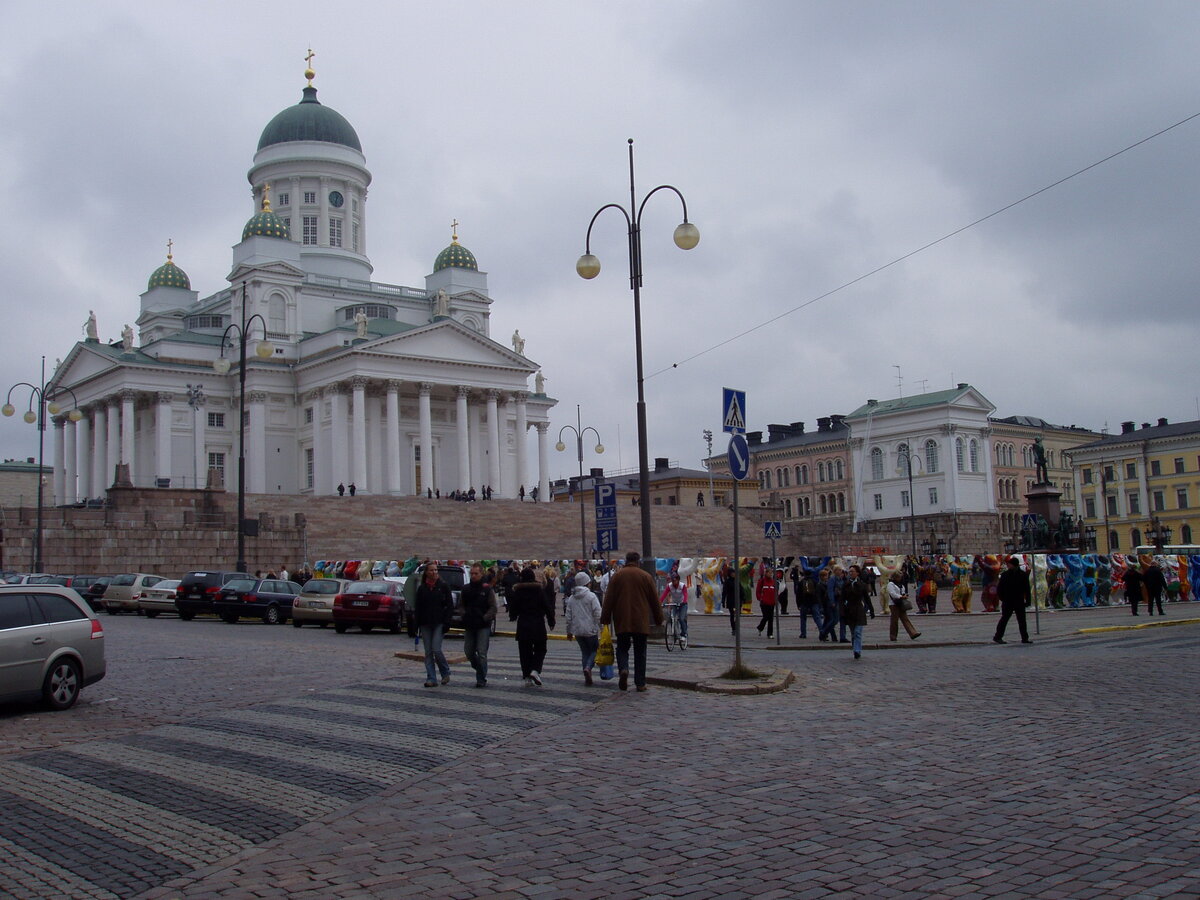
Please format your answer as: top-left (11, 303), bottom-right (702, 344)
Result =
top-left (957, 383), bottom-right (968, 389)
top-left (1121, 421), bottom-right (1135, 434)
top-left (654, 457), bottom-right (670, 472)
top-left (747, 431), bottom-right (763, 446)
top-left (1141, 422), bottom-right (1151, 430)
top-left (830, 414), bottom-right (846, 429)
top-left (589, 467), bottom-right (604, 479)
top-left (767, 424), bottom-right (792, 442)
top-left (817, 417), bottom-right (831, 432)
top-left (867, 399), bottom-right (877, 407)
top-left (790, 421), bottom-right (805, 433)
top-left (1158, 417), bottom-right (1168, 427)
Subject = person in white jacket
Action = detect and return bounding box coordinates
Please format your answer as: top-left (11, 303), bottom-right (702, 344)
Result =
top-left (565, 571), bottom-right (603, 685)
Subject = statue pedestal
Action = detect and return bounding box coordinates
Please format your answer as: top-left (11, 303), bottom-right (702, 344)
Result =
top-left (1025, 483), bottom-right (1062, 525)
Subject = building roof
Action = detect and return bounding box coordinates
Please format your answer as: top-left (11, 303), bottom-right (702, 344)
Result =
top-left (257, 85), bottom-right (362, 152)
top-left (147, 257), bottom-right (190, 291)
top-left (1072, 419), bottom-right (1200, 450)
top-left (990, 415), bottom-right (1094, 433)
top-left (844, 384), bottom-right (981, 420)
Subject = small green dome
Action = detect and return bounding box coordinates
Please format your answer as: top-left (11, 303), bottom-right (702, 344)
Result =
top-left (148, 257), bottom-right (190, 290)
top-left (258, 86), bottom-right (362, 152)
top-left (242, 209), bottom-right (291, 241)
top-left (434, 239), bottom-right (478, 272)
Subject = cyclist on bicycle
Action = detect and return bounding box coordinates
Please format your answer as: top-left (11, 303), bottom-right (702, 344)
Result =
top-left (659, 570), bottom-right (689, 646)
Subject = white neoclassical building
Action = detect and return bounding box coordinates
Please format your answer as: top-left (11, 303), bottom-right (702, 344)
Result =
top-left (49, 65), bottom-right (556, 501)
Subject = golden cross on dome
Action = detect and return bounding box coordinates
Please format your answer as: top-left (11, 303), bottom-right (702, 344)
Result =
top-left (166, 238), bottom-right (174, 261)
top-left (304, 48), bottom-right (316, 85)
top-left (262, 182), bottom-right (273, 212)
top-left (451, 219), bottom-right (460, 243)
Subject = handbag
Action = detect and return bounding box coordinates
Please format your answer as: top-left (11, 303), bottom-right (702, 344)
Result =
top-left (901, 596), bottom-right (914, 612)
top-left (595, 625), bottom-right (615, 667)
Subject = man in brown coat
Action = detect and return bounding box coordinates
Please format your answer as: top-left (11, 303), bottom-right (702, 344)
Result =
top-left (600, 551), bottom-right (664, 692)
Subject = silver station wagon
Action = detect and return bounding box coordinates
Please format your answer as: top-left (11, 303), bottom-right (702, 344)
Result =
top-left (0, 586), bottom-right (107, 710)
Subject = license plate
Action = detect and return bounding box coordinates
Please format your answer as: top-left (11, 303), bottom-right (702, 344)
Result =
top-left (308, 600), bottom-right (325, 608)
top-left (351, 600), bottom-right (370, 607)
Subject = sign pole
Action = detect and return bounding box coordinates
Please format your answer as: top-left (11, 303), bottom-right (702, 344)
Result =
top-left (772, 537), bottom-right (780, 646)
top-left (733, 475), bottom-right (742, 669)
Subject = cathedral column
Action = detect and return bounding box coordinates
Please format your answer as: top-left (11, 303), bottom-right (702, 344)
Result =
top-left (456, 386), bottom-right (471, 492)
top-left (351, 377), bottom-right (369, 493)
top-left (156, 392), bottom-right (173, 487)
top-left (246, 391), bottom-right (267, 493)
top-left (63, 416), bottom-right (77, 505)
top-left (536, 422), bottom-right (550, 504)
top-left (469, 401), bottom-right (484, 493)
top-left (77, 411), bottom-right (92, 500)
top-left (319, 175), bottom-right (330, 248)
top-left (52, 417), bottom-right (65, 506)
top-left (191, 402), bottom-right (206, 490)
top-left (385, 380), bottom-right (402, 495)
top-left (515, 392), bottom-right (529, 498)
top-left (485, 390), bottom-right (501, 496)
top-left (106, 397), bottom-right (120, 488)
top-left (91, 404), bottom-right (106, 496)
top-left (418, 383), bottom-right (433, 494)
top-left (328, 385), bottom-right (348, 490)
top-left (119, 391), bottom-right (135, 478)
top-left (306, 391), bottom-right (325, 495)
top-left (500, 394), bottom-right (516, 497)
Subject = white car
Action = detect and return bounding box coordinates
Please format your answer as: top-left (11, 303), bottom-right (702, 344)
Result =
top-left (103, 573), bottom-right (166, 614)
top-left (139, 579), bottom-right (182, 618)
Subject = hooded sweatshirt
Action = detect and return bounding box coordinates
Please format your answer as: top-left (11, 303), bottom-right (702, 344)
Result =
top-left (565, 581), bottom-right (602, 637)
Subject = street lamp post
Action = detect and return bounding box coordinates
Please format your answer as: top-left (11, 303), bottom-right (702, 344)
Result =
top-left (556, 404), bottom-right (604, 561)
top-left (186, 383), bottom-right (206, 489)
top-left (577, 139), bottom-right (698, 565)
top-left (213, 283), bottom-right (273, 573)
top-left (702, 428), bottom-right (715, 508)
top-left (1147, 516), bottom-right (1171, 553)
top-left (897, 443), bottom-right (918, 558)
top-left (2, 356), bottom-right (82, 572)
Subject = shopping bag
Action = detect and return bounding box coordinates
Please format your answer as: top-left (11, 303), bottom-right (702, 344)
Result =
top-left (598, 663), bottom-right (615, 680)
top-left (595, 625), bottom-right (615, 667)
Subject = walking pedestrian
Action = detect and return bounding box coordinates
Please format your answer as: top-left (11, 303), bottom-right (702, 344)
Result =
top-left (795, 567), bottom-right (825, 638)
top-left (337, 482), bottom-right (345, 496)
top-left (565, 571), bottom-right (602, 685)
top-left (820, 567), bottom-right (846, 642)
top-left (841, 564), bottom-right (871, 659)
top-left (775, 568), bottom-right (789, 616)
top-left (993, 556), bottom-right (1032, 644)
top-left (887, 571), bottom-right (922, 641)
top-left (508, 567), bottom-right (555, 686)
top-left (1124, 563), bottom-right (1145, 615)
top-left (460, 563), bottom-right (498, 687)
top-left (415, 564), bottom-right (454, 686)
top-left (600, 551), bottom-right (664, 692)
top-left (721, 563), bottom-right (738, 635)
top-left (755, 568), bottom-right (778, 637)
top-left (348, 482), bottom-right (357, 497)
top-left (1143, 561), bottom-right (1167, 616)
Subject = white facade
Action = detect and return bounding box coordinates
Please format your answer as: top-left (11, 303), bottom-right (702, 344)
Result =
top-left (845, 384), bottom-right (997, 528)
top-left (49, 71), bottom-right (555, 501)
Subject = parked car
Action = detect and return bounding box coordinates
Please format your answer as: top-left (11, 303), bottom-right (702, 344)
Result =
top-left (13, 574), bottom-right (69, 585)
top-left (213, 578), bottom-right (302, 624)
top-left (332, 580), bottom-right (407, 634)
top-left (77, 576), bottom-right (113, 612)
top-left (292, 578), bottom-right (353, 628)
top-left (175, 571), bottom-right (252, 620)
top-left (103, 574), bottom-right (166, 614)
top-left (138, 579), bottom-right (182, 618)
top-left (0, 585), bottom-right (107, 710)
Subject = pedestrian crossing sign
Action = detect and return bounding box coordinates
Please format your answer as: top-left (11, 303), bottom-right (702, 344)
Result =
top-left (764, 521), bottom-right (782, 540)
top-left (722, 388), bottom-right (746, 434)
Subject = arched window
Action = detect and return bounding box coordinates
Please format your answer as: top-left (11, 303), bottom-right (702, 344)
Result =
top-left (785, 499), bottom-right (793, 518)
top-left (969, 439), bottom-right (979, 472)
top-left (956, 437), bottom-right (965, 472)
top-left (803, 497), bottom-right (811, 515)
top-left (871, 447), bottom-right (883, 480)
top-left (818, 462), bottom-right (826, 482)
top-left (794, 465), bottom-right (802, 485)
top-left (1183, 524), bottom-right (1193, 544)
top-left (835, 459), bottom-right (844, 480)
top-left (763, 470), bottom-right (772, 490)
top-left (1114, 530), bottom-right (1125, 551)
top-left (1129, 528), bottom-right (1140, 548)
top-left (780, 467), bottom-right (789, 488)
top-left (800, 465), bottom-right (808, 484)
top-left (268, 293), bottom-right (287, 335)
top-left (820, 495), bottom-right (828, 514)
top-left (897, 443), bottom-right (911, 476)
top-left (837, 492), bottom-right (845, 512)
top-left (925, 439), bottom-right (939, 474)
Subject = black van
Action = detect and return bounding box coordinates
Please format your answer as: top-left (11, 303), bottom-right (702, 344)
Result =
top-left (175, 571), bottom-right (251, 620)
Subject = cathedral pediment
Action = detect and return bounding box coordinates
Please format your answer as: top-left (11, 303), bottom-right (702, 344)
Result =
top-left (347, 318), bottom-right (536, 372)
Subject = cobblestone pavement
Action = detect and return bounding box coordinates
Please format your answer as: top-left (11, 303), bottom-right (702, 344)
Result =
top-left (3, 613), bottom-right (1199, 898)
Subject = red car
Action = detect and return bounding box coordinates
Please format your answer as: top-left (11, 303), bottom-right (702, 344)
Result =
top-left (332, 580), bottom-right (407, 634)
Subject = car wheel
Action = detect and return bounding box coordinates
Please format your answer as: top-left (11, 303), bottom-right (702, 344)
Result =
top-left (145, 610), bottom-right (159, 619)
top-left (221, 612), bottom-right (239, 624)
top-left (334, 623), bottom-right (347, 633)
top-left (178, 611), bottom-right (194, 621)
top-left (389, 619), bottom-right (401, 634)
top-left (292, 618), bottom-right (302, 628)
top-left (43, 657), bottom-right (81, 711)
top-left (263, 606), bottom-right (281, 625)
top-left (360, 624), bottom-right (373, 634)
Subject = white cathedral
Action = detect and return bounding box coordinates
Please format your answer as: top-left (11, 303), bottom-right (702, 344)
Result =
top-left (49, 63), bottom-right (556, 502)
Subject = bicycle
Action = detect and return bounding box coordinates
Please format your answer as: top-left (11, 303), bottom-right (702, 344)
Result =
top-left (662, 602), bottom-right (687, 651)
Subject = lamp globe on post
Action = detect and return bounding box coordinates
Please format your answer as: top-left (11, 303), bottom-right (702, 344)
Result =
top-left (0, 403), bottom-right (13, 418)
top-left (575, 254), bottom-right (601, 280)
top-left (255, 340), bottom-right (274, 359)
top-left (213, 356), bottom-right (232, 375)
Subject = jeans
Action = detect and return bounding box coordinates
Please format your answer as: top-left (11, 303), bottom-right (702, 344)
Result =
top-left (616, 632), bottom-right (649, 687)
top-left (821, 599), bottom-right (840, 638)
top-left (798, 603), bottom-right (824, 637)
top-left (420, 624), bottom-right (450, 682)
top-left (463, 626), bottom-right (491, 683)
top-left (851, 624), bottom-right (864, 655)
top-left (677, 602), bottom-right (688, 638)
top-left (575, 634), bottom-right (599, 671)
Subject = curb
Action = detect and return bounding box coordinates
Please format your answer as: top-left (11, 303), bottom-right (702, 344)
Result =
top-left (1078, 617), bottom-right (1200, 634)
top-left (647, 667), bottom-right (795, 694)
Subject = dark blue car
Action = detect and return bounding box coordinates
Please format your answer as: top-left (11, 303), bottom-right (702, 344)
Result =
top-left (213, 578), bottom-right (303, 625)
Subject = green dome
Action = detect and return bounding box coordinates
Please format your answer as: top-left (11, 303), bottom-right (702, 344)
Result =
top-left (257, 86), bottom-right (362, 152)
top-left (147, 257), bottom-right (190, 290)
top-left (242, 209), bottom-right (291, 241)
top-left (434, 239), bottom-right (478, 272)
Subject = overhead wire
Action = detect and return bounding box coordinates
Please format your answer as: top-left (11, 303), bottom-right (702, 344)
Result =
top-left (649, 108), bottom-right (1200, 380)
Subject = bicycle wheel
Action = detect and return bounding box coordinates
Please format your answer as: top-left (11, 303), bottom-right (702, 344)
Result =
top-left (664, 613), bottom-right (679, 651)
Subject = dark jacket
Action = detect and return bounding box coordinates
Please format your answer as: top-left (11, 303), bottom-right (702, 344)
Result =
top-left (415, 578), bottom-right (454, 627)
top-left (460, 580), bottom-right (497, 630)
top-left (1123, 567), bottom-right (1144, 602)
top-left (840, 577), bottom-right (871, 627)
top-left (1142, 565), bottom-right (1167, 599)
top-left (508, 581), bottom-right (555, 640)
top-left (600, 565), bottom-right (664, 635)
top-left (997, 566), bottom-right (1031, 607)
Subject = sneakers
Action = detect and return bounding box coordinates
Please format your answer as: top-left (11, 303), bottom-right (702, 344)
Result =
top-left (530, 671), bottom-right (542, 686)
top-left (523, 676), bottom-right (533, 686)
top-left (619, 670), bottom-right (629, 691)
top-left (440, 674), bottom-right (451, 685)
top-left (474, 680), bottom-right (487, 688)
top-left (680, 637), bottom-right (688, 649)
top-left (1021, 638), bottom-right (1033, 644)
top-left (854, 651), bottom-right (861, 659)
top-left (423, 680), bottom-right (437, 688)
top-left (993, 637), bottom-right (1006, 644)
top-left (636, 685), bottom-right (648, 692)
top-left (584, 669), bottom-right (593, 686)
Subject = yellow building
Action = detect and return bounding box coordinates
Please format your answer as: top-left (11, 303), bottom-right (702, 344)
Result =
top-left (1067, 418), bottom-right (1200, 552)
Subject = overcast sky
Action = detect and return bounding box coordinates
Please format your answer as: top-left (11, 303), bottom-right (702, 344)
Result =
top-left (2, 1), bottom-right (1198, 481)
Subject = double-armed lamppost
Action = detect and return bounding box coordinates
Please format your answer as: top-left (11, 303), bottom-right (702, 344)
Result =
top-left (577, 139), bottom-right (698, 565)
top-left (213, 283), bottom-right (273, 573)
top-left (557, 404), bottom-right (604, 561)
top-left (702, 428), bottom-right (715, 507)
top-left (2, 356), bottom-right (82, 572)
top-left (186, 383), bottom-right (206, 489)
top-left (1147, 515), bottom-right (1172, 553)
top-left (897, 442), bottom-right (918, 557)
